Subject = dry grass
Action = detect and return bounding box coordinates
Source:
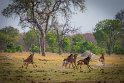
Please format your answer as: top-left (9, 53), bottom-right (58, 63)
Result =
top-left (0, 52), bottom-right (124, 83)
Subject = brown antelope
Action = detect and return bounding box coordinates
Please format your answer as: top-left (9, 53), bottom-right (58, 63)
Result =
top-left (62, 54), bottom-right (78, 69)
top-left (19, 53), bottom-right (37, 69)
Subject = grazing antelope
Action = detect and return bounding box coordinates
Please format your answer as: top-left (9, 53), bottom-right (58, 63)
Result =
top-left (19, 53), bottom-right (37, 69)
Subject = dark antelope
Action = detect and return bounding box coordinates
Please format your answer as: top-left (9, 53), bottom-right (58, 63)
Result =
top-left (77, 56), bottom-right (93, 71)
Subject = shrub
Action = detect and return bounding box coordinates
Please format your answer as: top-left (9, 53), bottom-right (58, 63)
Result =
top-left (114, 45), bottom-right (124, 54)
top-left (4, 43), bottom-right (23, 53)
top-left (16, 45), bottom-right (23, 52)
top-left (30, 45), bottom-right (39, 53)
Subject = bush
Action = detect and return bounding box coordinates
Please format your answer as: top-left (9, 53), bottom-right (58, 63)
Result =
top-left (114, 45), bottom-right (124, 54)
top-left (71, 41), bottom-right (104, 54)
top-left (4, 43), bottom-right (16, 53)
top-left (16, 45), bottom-right (23, 52)
top-left (92, 47), bottom-right (105, 55)
top-left (30, 45), bottom-right (39, 53)
top-left (4, 43), bottom-right (23, 53)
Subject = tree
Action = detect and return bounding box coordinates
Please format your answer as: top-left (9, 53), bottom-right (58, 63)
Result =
top-left (0, 26), bottom-right (19, 52)
top-left (94, 19), bottom-right (122, 55)
top-left (0, 26), bottom-right (19, 42)
top-left (115, 9), bottom-right (124, 29)
top-left (113, 44), bottom-right (124, 54)
top-left (51, 18), bottom-right (78, 55)
top-left (71, 34), bottom-right (84, 53)
top-left (63, 37), bottom-right (71, 52)
top-left (23, 28), bottom-right (40, 51)
top-left (115, 9), bottom-right (124, 39)
top-left (0, 32), bottom-right (10, 51)
top-left (69, 34), bottom-right (101, 54)
top-left (79, 41), bottom-right (102, 54)
top-left (115, 9), bottom-right (124, 53)
top-left (46, 31), bottom-right (58, 53)
top-left (2, 0), bottom-right (85, 56)
top-left (4, 43), bottom-right (23, 53)
top-left (30, 44), bottom-right (40, 53)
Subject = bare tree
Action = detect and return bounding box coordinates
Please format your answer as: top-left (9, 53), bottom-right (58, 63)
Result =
top-left (52, 18), bottom-right (78, 55)
top-left (2, 0), bottom-right (85, 56)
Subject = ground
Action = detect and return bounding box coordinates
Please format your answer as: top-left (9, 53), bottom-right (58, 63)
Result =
top-left (0, 52), bottom-right (124, 83)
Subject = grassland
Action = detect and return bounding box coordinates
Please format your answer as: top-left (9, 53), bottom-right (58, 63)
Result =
top-left (0, 52), bottom-right (124, 83)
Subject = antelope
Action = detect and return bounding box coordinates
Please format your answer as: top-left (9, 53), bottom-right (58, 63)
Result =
top-left (62, 54), bottom-right (78, 69)
top-left (77, 56), bottom-right (93, 71)
top-left (19, 53), bottom-right (37, 69)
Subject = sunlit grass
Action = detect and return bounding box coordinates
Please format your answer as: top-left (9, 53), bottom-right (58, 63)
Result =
top-left (0, 52), bottom-right (124, 83)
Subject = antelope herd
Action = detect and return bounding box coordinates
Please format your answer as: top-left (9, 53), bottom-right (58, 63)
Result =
top-left (62, 51), bottom-right (96, 71)
top-left (19, 51), bottom-right (105, 72)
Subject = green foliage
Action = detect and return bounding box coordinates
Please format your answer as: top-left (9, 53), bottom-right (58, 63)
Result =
top-left (0, 32), bottom-right (11, 43)
top-left (94, 19), bottom-right (122, 55)
top-left (70, 34), bottom-right (102, 54)
top-left (0, 26), bottom-right (19, 52)
top-left (71, 34), bottom-right (84, 53)
top-left (4, 43), bottom-right (23, 53)
top-left (46, 32), bottom-right (58, 53)
top-left (16, 45), bottom-right (23, 52)
top-left (0, 26), bottom-right (19, 36)
top-left (2, 0), bottom-right (85, 56)
top-left (72, 42), bottom-right (82, 53)
top-left (82, 42), bottom-right (93, 52)
top-left (80, 41), bottom-right (103, 54)
top-left (63, 37), bottom-right (71, 52)
top-left (114, 44), bottom-right (124, 54)
top-left (72, 34), bottom-right (84, 43)
top-left (23, 28), bottom-right (43, 53)
top-left (0, 26), bottom-right (19, 43)
top-left (24, 28), bottom-right (40, 50)
top-left (29, 45), bottom-right (39, 53)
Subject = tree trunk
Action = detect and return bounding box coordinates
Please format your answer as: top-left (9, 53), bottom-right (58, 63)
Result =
top-left (58, 40), bottom-right (62, 55)
top-left (35, 18), bottom-right (48, 56)
top-left (55, 29), bottom-right (62, 55)
top-left (40, 32), bottom-right (46, 56)
top-left (40, 15), bottom-right (49, 56)
top-left (39, 36), bottom-right (42, 54)
top-left (58, 36), bottom-right (62, 55)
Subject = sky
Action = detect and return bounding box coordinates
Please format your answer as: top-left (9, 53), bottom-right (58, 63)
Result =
top-left (0, 0), bottom-right (124, 33)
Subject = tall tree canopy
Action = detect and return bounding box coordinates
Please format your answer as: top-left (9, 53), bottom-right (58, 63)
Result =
top-left (2, 0), bottom-right (85, 56)
top-left (94, 19), bottom-right (122, 55)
